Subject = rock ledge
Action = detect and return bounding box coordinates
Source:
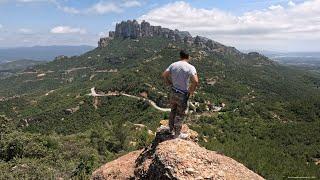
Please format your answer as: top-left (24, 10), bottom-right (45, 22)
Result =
top-left (92, 123), bottom-right (264, 180)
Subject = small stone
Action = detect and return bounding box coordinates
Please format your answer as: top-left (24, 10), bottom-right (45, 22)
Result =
top-left (185, 167), bottom-right (196, 174)
top-left (195, 176), bottom-right (204, 180)
top-left (148, 130), bottom-right (154, 135)
top-left (217, 170), bottom-right (225, 177)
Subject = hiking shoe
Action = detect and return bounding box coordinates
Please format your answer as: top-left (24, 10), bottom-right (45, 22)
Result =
top-left (178, 133), bottom-right (189, 139)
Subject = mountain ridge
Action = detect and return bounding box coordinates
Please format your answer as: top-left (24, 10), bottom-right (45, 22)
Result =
top-left (0, 45), bottom-right (95, 63)
top-left (98, 20), bottom-right (242, 56)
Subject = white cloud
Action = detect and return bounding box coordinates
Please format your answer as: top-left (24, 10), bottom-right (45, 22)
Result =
top-left (19, 28), bottom-right (33, 34)
top-left (50, 26), bottom-right (86, 34)
top-left (58, 5), bottom-right (80, 14)
top-left (10, 0), bottom-right (80, 14)
top-left (99, 31), bottom-right (108, 37)
top-left (288, 1), bottom-right (296, 6)
top-left (45, 0), bottom-right (80, 14)
top-left (87, 1), bottom-right (122, 14)
top-left (63, 0), bottom-right (142, 15)
top-left (1, 0), bottom-right (79, 14)
top-left (1, 0), bottom-right (142, 15)
top-left (139, 0), bottom-right (320, 51)
top-left (0, 24), bottom-right (5, 33)
top-left (268, 4), bottom-right (284, 10)
top-left (122, 0), bottom-right (141, 8)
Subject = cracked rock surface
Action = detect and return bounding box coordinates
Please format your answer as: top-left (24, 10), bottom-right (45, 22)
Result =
top-left (92, 124), bottom-right (264, 180)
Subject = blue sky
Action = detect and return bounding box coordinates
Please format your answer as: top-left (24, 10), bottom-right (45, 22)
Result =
top-left (0, 0), bottom-right (319, 51)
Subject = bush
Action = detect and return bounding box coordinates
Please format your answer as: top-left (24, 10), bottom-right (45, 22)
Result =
top-left (6, 139), bottom-right (24, 161)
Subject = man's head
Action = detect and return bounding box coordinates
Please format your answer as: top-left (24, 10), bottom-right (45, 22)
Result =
top-left (180, 50), bottom-right (190, 60)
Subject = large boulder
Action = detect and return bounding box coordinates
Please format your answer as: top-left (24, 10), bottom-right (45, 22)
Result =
top-left (92, 123), bottom-right (264, 180)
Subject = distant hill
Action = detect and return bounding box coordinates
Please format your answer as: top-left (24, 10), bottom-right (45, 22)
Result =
top-left (0, 59), bottom-right (44, 80)
top-left (244, 50), bottom-right (320, 69)
top-left (260, 51), bottom-right (320, 59)
top-left (0, 59), bottom-right (44, 71)
top-left (0, 45), bottom-right (95, 63)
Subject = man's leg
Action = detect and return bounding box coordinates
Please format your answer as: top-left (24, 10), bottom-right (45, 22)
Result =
top-left (173, 94), bottom-right (188, 137)
top-left (173, 115), bottom-right (183, 137)
top-left (169, 96), bottom-right (177, 133)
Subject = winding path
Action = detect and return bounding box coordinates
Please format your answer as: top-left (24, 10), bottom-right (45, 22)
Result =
top-left (88, 87), bottom-right (171, 112)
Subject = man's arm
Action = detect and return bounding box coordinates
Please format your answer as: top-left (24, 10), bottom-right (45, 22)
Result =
top-left (189, 74), bottom-right (199, 96)
top-left (162, 70), bottom-right (172, 86)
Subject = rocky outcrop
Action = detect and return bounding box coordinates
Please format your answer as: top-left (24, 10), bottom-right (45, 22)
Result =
top-left (64, 106), bottom-right (80, 115)
top-left (98, 20), bottom-right (231, 53)
top-left (54, 55), bottom-right (68, 61)
top-left (92, 122), bottom-right (264, 180)
top-left (98, 20), bottom-right (248, 57)
top-left (107, 20), bottom-right (191, 43)
top-left (98, 37), bottom-right (112, 48)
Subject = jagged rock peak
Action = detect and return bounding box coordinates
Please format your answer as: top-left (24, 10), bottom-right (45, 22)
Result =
top-left (92, 121), bottom-right (264, 180)
top-left (110, 20), bottom-right (192, 41)
top-left (98, 20), bottom-right (242, 56)
top-left (98, 20), bottom-right (194, 47)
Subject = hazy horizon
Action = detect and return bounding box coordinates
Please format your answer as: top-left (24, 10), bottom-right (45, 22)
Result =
top-left (0, 45), bottom-right (320, 54)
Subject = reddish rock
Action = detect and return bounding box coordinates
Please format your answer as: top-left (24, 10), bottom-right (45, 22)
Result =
top-left (92, 124), bottom-right (264, 180)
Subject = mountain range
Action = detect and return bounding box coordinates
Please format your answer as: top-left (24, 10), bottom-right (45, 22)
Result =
top-left (247, 50), bottom-right (320, 70)
top-left (0, 20), bottom-right (319, 179)
top-left (0, 45), bottom-right (95, 63)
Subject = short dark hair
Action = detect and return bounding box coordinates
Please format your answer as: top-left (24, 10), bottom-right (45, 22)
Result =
top-left (180, 50), bottom-right (189, 59)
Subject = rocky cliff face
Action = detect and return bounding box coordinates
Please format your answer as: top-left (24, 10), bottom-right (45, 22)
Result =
top-left (92, 121), bottom-right (264, 180)
top-left (109, 20), bottom-right (192, 42)
top-left (98, 20), bottom-right (238, 55)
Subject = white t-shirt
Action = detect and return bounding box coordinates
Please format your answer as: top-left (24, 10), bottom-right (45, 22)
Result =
top-left (166, 61), bottom-right (197, 92)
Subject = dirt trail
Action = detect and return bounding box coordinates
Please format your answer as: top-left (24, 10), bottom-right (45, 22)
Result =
top-left (88, 87), bottom-right (171, 112)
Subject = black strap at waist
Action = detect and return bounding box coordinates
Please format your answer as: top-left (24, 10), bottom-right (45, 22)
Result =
top-left (172, 86), bottom-right (189, 95)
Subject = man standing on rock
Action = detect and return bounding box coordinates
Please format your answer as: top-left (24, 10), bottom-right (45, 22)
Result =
top-left (162, 50), bottom-right (199, 138)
